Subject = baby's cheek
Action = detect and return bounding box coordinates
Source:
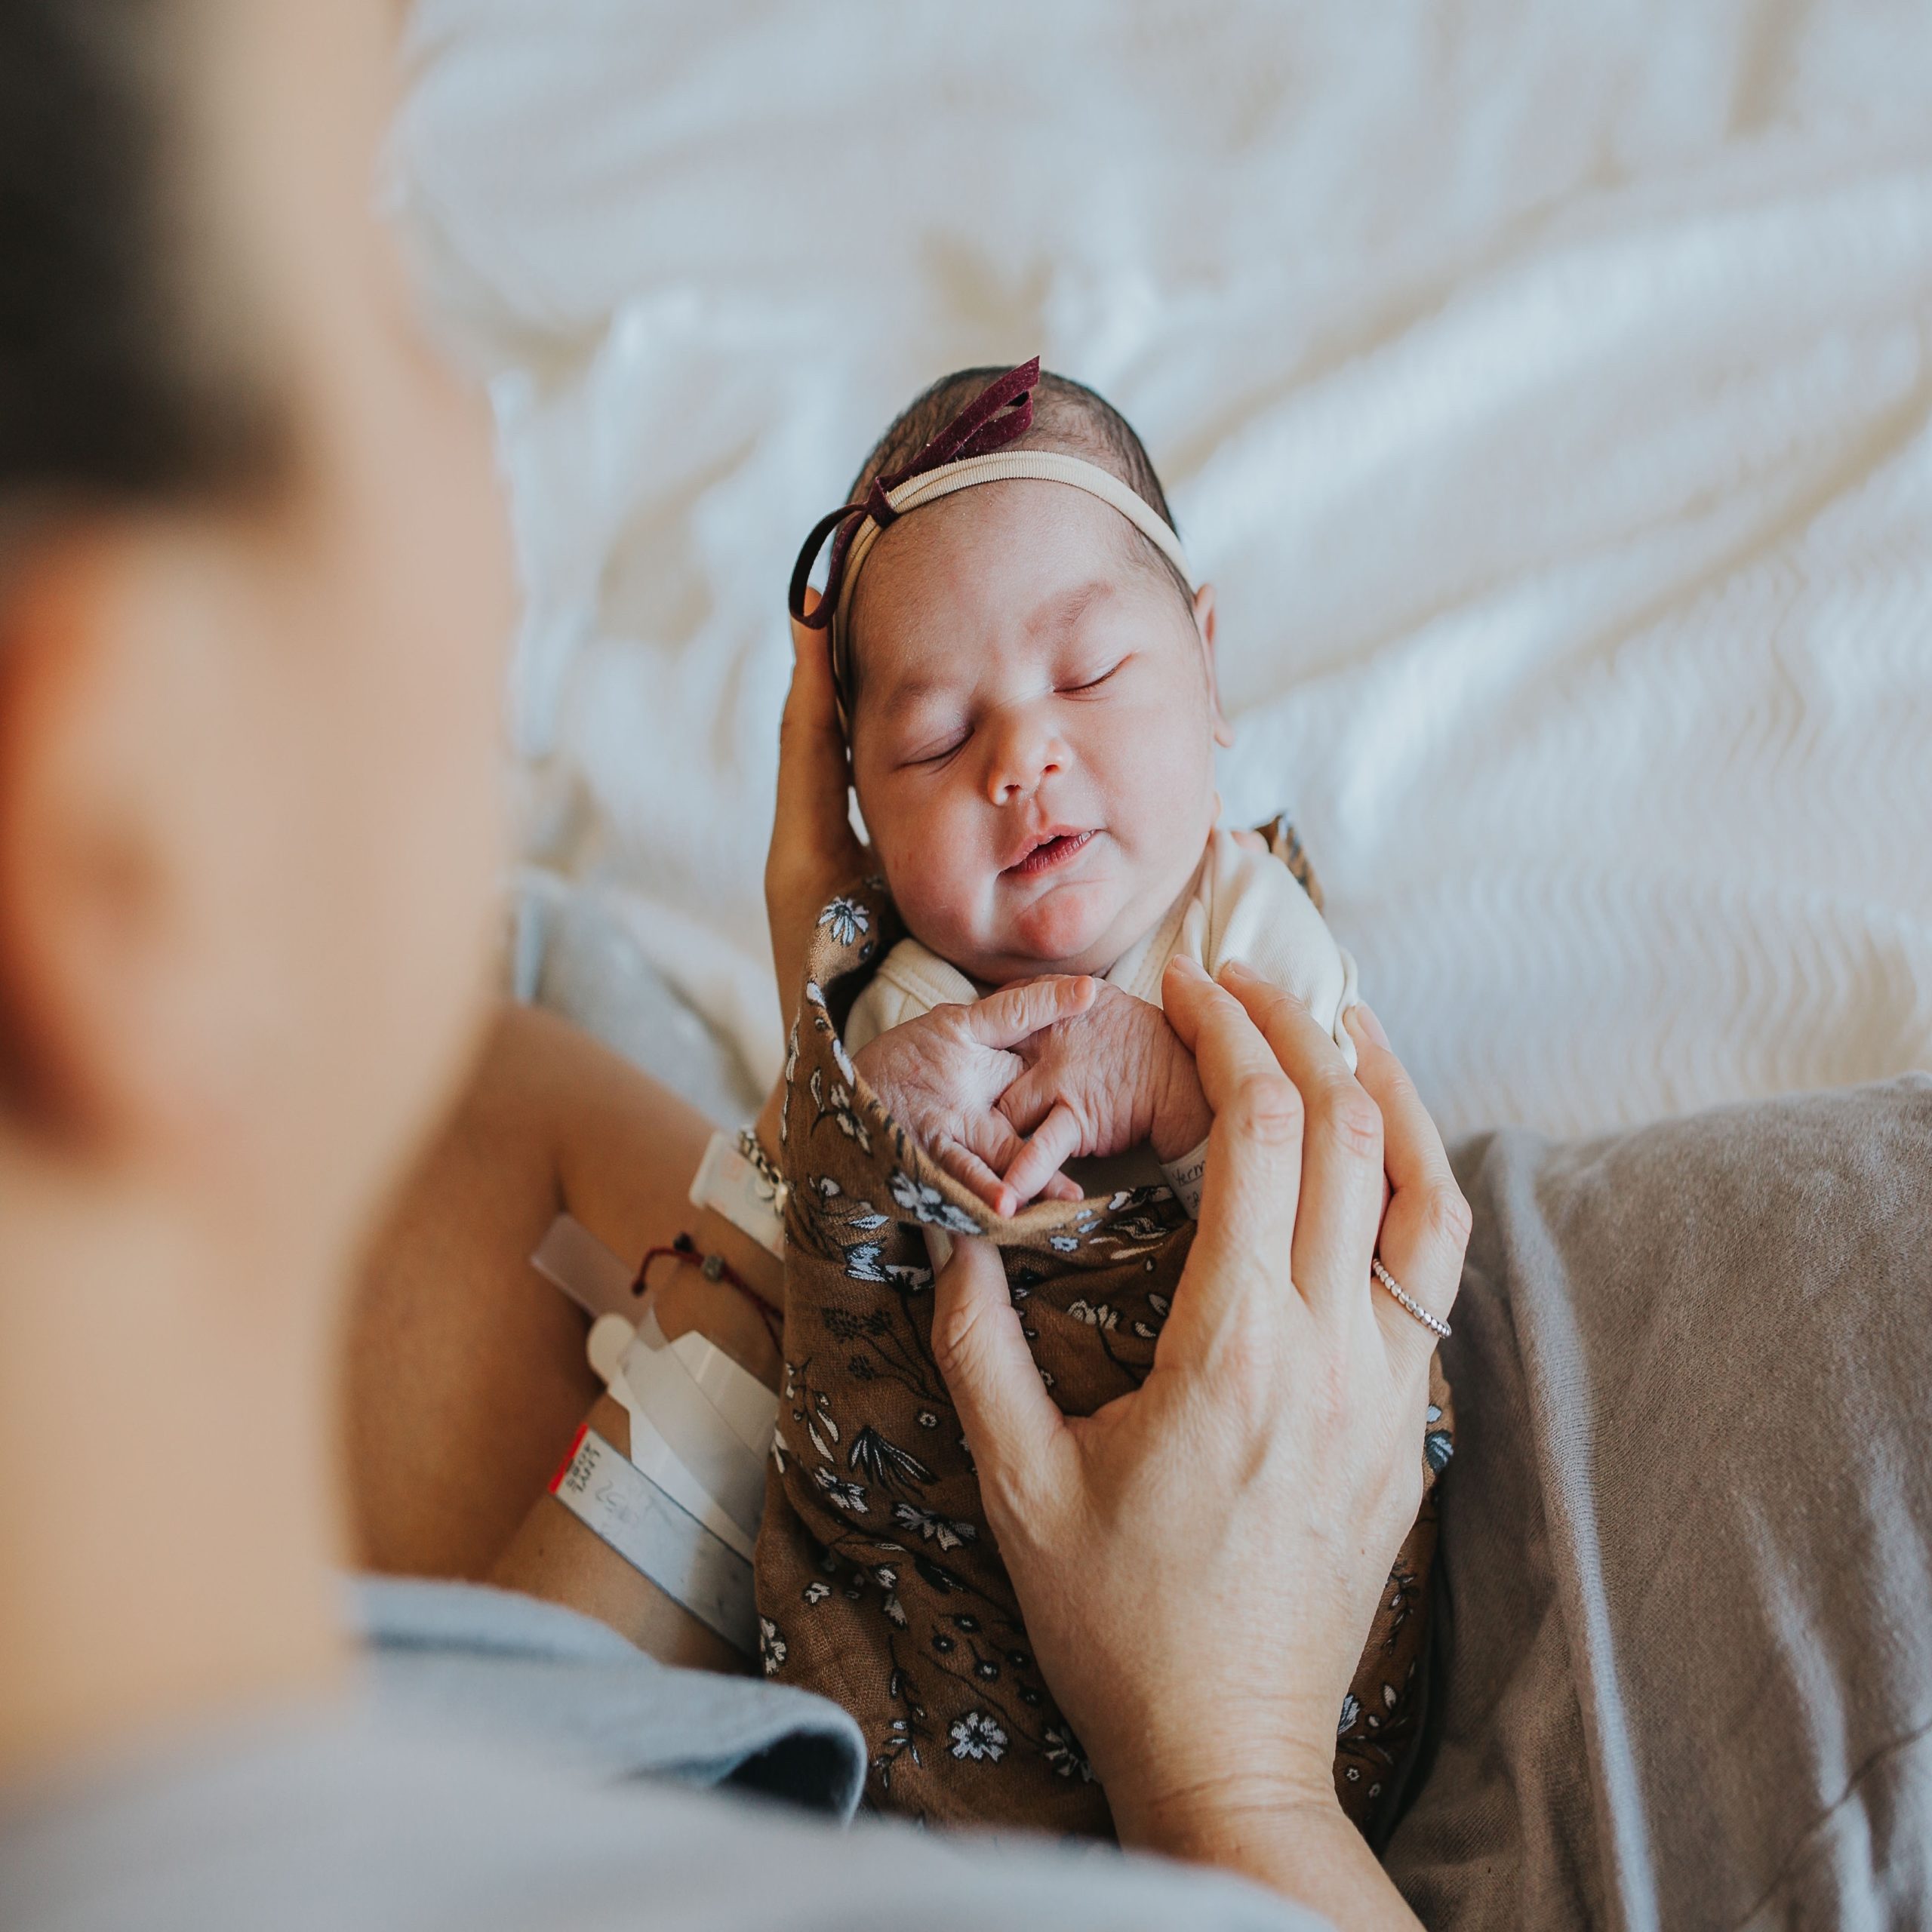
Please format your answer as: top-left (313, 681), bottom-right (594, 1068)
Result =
top-left (875, 810), bottom-right (984, 955)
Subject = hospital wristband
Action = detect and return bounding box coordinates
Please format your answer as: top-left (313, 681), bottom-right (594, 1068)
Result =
top-left (689, 1128), bottom-right (786, 1259)
top-left (1160, 1137), bottom-right (1211, 1220)
top-left (549, 1423), bottom-right (758, 1655)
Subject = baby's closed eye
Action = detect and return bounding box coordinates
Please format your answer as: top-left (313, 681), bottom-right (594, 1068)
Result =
top-left (1057, 657), bottom-right (1124, 695)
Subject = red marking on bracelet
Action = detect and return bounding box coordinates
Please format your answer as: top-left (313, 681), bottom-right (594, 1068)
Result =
top-left (547, 1422), bottom-right (590, 1496)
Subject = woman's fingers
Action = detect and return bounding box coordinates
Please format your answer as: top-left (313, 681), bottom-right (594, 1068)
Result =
top-left (1001, 1101), bottom-right (1082, 1204)
top-left (1217, 963), bottom-right (1385, 1324)
top-left (766, 596), bottom-right (866, 995)
top-left (965, 975), bottom-right (1097, 1052)
top-left (1345, 1005), bottom-right (1469, 1366)
top-left (931, 1236), bottom-right (1069, 1515)
top-left (1160, 957), bottom-right (1304, 1349)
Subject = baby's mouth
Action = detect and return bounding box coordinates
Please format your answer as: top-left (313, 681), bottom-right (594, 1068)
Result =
top-left (1004, 829), bottom-right (1097, 878)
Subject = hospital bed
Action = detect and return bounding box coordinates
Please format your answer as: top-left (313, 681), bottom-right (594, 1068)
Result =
top-left (395, 0), bottom-right (1932, 1144)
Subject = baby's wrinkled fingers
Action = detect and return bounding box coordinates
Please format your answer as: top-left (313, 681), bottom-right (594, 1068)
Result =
top-left (995, 1066), bottom-right (1052, 1135)
top-left (1001, 1102), bottom-right (1081, 1205)
top-left (967, 975), bottom-right (1098, 1051)
top-left (936, 1139), bottom-right (1018, 1220)
top-left (1041, 1171), bottom-right (1082, 1203)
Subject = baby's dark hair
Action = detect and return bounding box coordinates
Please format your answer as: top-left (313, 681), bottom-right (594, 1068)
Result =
top-left (851, 366), bottom-right (1178, 531)
top-left (850, 364), bottom-right (1188, 601)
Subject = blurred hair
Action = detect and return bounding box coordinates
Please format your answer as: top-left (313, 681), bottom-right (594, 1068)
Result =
top-left (0, 0), bottom-right (286, 1108)
top-left (0, 0), bottom-right (283, 526)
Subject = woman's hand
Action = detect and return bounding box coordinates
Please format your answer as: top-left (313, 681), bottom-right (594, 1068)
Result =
top-left (765, 595), bottom-right (867, 1009)
top-left (929, 955), bottom-right (1468, 1925)
top-left (854, 979), bottom-right (1099, 1216)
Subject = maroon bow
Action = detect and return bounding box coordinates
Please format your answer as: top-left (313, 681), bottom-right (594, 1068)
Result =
top-left (787, 356), bottom-right (1041, 630)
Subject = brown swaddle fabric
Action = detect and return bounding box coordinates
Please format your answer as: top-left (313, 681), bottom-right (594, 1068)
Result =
top-left (755, 864), bottom-right (1454, 1837)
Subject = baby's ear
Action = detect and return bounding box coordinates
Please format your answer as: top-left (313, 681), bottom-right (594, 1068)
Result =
top-left (1193, 583), bottom-right (1234, 749)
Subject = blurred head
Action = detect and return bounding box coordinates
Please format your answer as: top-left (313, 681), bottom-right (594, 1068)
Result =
top-left (844, 370), bottom-right (1230, 985)
top-left (0, 0), bottom-right (510, 1288)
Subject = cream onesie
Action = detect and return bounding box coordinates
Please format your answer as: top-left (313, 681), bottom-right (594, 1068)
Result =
top-left (845, 819), bottom-right (1360, 1092)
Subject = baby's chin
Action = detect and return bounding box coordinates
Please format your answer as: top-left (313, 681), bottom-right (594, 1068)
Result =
top-left (958, 877), bottom-right (1146, 985)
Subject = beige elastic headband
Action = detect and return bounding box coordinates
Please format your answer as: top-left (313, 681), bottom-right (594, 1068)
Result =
top-left (829, 451), bottom-right (1196, 708)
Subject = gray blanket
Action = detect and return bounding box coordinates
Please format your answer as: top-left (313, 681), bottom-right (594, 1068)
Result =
top-left (1389, 1075), bottom-right (1932, 1929)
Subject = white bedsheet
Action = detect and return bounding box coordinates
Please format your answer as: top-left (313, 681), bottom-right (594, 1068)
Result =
top-left (395, 0), bottom-right (1932, 1143)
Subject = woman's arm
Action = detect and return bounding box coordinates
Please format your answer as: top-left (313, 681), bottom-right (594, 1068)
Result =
top-left (345, 1000), bottom-right (781, 1582)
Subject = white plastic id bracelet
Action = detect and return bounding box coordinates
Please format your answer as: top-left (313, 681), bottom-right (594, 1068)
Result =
top-left (533, 1214), bottom-right (780, 1571)
top-left (611, 1308), bottom-right (773, 1553)
top-left (689, 1130), bottom-right (786, 1260)
top-left (549, 1424), bottom-right (758, 1655)
top-left (1160, 1137), bottom-right (1211, 1220)
top-left (531, 1213), bottom-right (638, 1320)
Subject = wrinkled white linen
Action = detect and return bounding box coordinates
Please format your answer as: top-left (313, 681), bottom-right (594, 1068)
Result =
top-left (395, 0), bottom-right (1932, 1140)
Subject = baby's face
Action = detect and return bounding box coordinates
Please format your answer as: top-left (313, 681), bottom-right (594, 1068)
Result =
top-left (848, 481), bottom-right (1226, 986)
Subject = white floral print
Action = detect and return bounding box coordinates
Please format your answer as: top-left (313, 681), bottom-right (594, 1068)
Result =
top-left (812, 1466), bottom-right (867, 1514)
top-left (758, 1618), bottom-right (787, 1676)
top-left (1041, 1723), bottom-right (1094, 1782)
top-left (817, 896), bottom-right (870, 947)
top-left (888, 1169), bottom-right (983, 1235)
top-left (948, 1711), bottom-right (1008, 1762)
top-left (892, 1502), bottom-right (977, 1550)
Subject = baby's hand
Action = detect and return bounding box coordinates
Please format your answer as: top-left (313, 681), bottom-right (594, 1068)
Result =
top-left (995, 983), bottom-right (1213, 1204)
top-left (852, 977), bottom-right (1098, 1218)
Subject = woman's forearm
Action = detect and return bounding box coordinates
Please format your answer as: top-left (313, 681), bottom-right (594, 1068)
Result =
top-left (348, 1001), bottom-right (778, 1578)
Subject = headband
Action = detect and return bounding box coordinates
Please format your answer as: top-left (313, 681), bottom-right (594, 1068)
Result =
top-left (787, 357), bottom-right (1195, 716)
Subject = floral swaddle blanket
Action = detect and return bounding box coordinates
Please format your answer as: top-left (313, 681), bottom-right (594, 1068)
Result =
top-left (755, 860), bottom-right (1454, 1838)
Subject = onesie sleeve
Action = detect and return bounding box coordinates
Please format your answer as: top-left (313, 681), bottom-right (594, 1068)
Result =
top-left (1195, 826), bottom-right (1361, 1068)
top-left (841, 974), bottom-right (905, 1055)
top-left (841, 939), bottom-right (980, 1054)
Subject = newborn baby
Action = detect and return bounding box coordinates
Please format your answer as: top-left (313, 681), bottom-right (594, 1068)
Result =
top-left (757, 360), bottom-right (1451, 1839)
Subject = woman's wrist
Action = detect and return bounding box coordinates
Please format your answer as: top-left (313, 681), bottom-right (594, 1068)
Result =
top-left (1113, 1767), bottom-right (1418, 1928)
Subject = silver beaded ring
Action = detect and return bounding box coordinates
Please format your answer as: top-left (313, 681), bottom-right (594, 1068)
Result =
top-left (1371, 1256), bottom-right (1451, 1340)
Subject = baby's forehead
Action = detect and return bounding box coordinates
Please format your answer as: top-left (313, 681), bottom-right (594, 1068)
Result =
top-left (846, 490), bottom-right (1173, 704)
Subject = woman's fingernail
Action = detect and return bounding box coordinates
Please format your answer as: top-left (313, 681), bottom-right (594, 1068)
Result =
top-left (1347, 1002), bottom-right (1390, 1049)
top-left (1170, 955), bottom-right (1208, 980)
top-left (1220, 958), bottom-right (1256, 983)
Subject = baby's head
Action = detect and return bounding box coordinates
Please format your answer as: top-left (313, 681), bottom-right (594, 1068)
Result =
top-left (827, 366), bottom-right (1229, 988)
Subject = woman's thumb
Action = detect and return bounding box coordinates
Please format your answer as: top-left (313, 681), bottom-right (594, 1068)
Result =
top-left (931, 1236), bottom-right (1063, 1497)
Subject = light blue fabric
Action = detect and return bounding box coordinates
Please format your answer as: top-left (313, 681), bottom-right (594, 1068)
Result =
top-left (0, 1577), bottom-right (1323, 1932)
top-left (356, 1576), bottom-right (866, 1814)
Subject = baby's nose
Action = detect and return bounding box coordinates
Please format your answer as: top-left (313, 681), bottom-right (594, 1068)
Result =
top-left (984, 714), bottom-right (1066, 805)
